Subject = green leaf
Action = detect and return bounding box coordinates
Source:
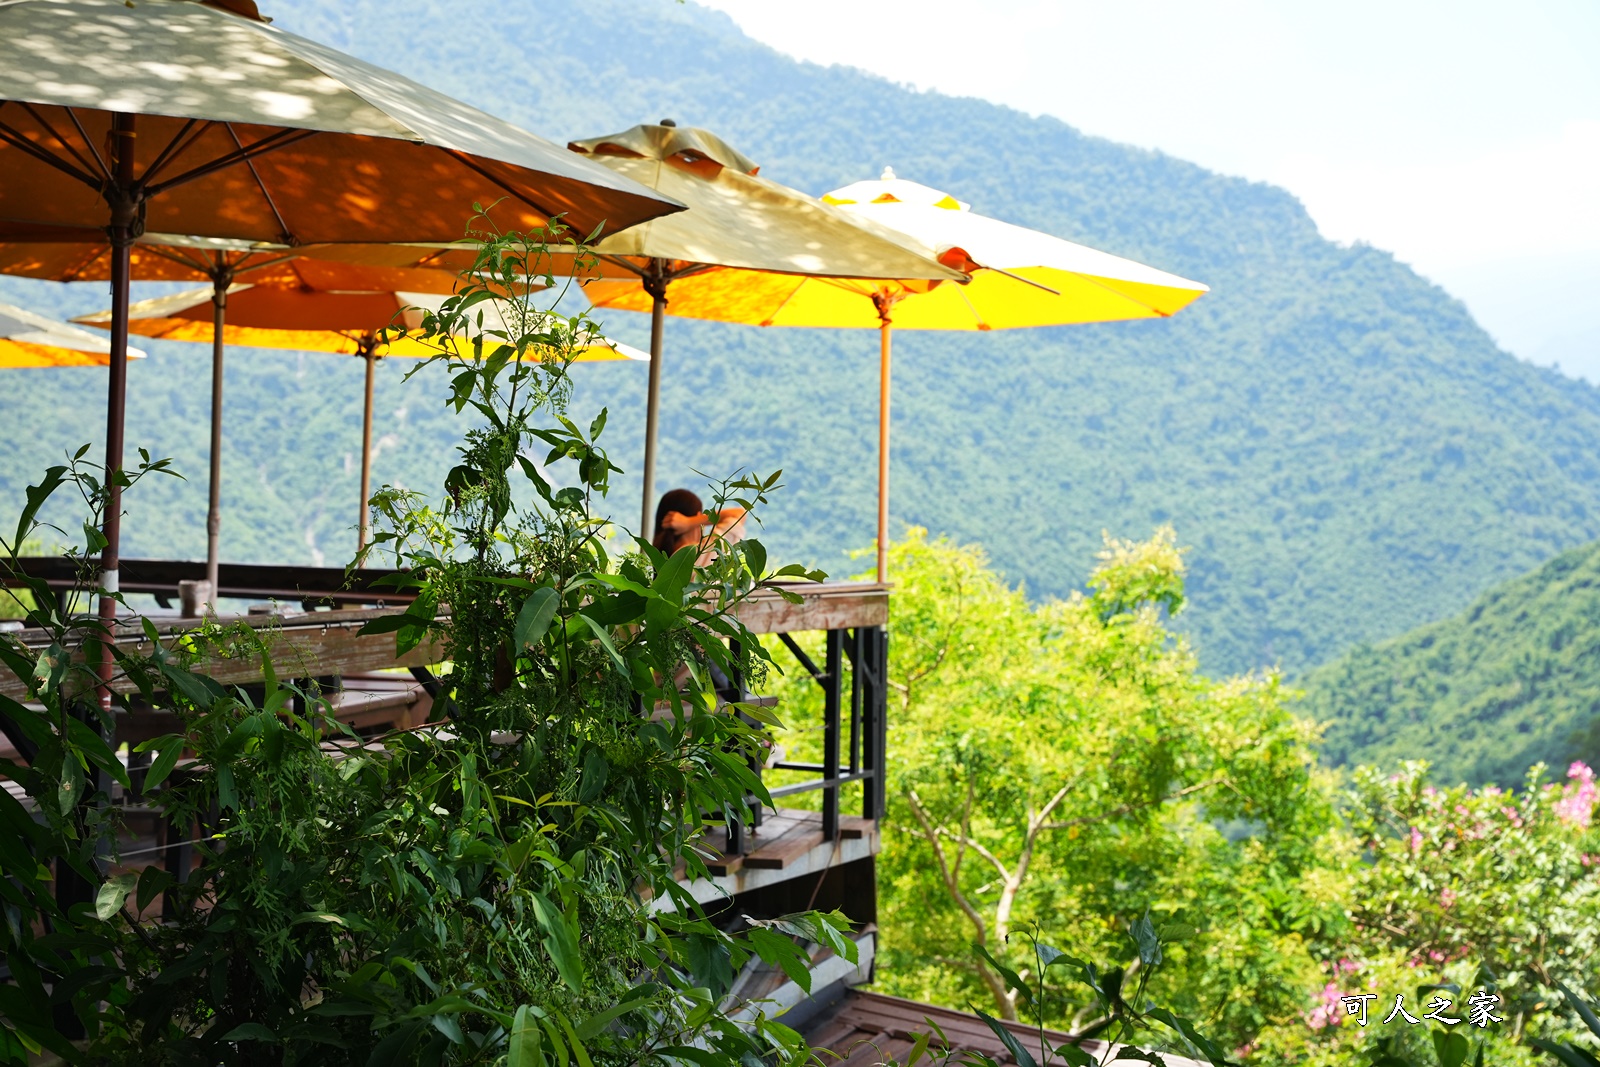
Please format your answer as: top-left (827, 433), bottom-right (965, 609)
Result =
top-left (1531, 1040), bottom-right (1600, 1067)
top-left (1144, 1006), bottom-right (1233, 1066)
top-left (220, 1022), bottom-right (278, 1042)
top-left (652, 544), bottom-right (698, 603)
top-left (1054, 1043), bottom-right (1095, 1067)
top-left (578, 747), bottom-right (609, 804)
top-left (136, 864), bottom-right (173, 914)
top-left (140, 736), bottom-right (185, 791)
top-left (530, 891), bottom-right (585, 991)
top-left (507, 1006), bottom-right (544, 1067)
top-left (742, 538), bottom-right (767, 580)
top-left (576, 614), bottom-right (627, 674)
top-left (1131, 910), bottom-right (1163, 967)
top-left (515, 587), bottom-right (560, 650)
top-left (1433, 1030), bottom-right (1469, 1067)
top-left (1560, 983), bottom-right (1600, 1042)
top-left (973, 943), bottom-right (1033, 1006)
top-left (356, 613), bottom-right (413, 636)
top-left (573, 991), bottom-right (655, 1043)
top-left (973, 1008), bottom-right (1037, 1067)
top-left (160, 662), bottom-right (221, 709)
top-left (94, 871), bottom-right (137, 921)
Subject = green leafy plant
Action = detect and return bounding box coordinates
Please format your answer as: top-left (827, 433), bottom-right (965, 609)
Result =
top-left (0, 216), bottom-right (843, 1065)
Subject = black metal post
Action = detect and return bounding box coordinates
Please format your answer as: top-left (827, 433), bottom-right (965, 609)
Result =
top-left (822, 629), bottom-right (842, 840)
top-left (862, 625), bottom-right (888, 821)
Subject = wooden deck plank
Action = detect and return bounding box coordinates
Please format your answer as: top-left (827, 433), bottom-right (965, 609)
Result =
top-left (1, 580), bottom-right (887, 700)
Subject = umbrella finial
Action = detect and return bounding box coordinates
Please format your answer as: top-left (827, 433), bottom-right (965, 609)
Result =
top-left (660, 118), bottom-right (677, 127)
top-left (881, 166), bottom-right (896, 180)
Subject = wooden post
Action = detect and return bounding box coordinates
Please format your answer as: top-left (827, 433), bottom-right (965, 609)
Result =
top-left (875, 300), bottom-right (894, 584)
top-left (358, 339), bottom-right (377, 554)
top-left (204, 260), bottom-right (229, 613)
top-left (640, 261), bottom-right (669, 539)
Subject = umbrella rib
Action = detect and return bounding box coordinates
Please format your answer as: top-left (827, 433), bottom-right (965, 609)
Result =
top-left (225, 122), bottom-right (294, 245)
top-left (598, 253), bottom-right (646, 277)
top-left (56, 105), bottom-right (113, 182)
top-left (0, 114), bottom-right (98, 188)
top-left (1071, 271), bottom-right (1170, 317)
top-left (758, 276), bottom-right (807, 327)
top-left (442, 148), bottom-right (556, 224)
top-left (17, 103), bottom-right (105, 183)
top-left (141, 118), bottom-right (208, 184)
top-left (954, 283), bottom-right (990, 329)
top-left (147, 127), bottom-right (320, 199)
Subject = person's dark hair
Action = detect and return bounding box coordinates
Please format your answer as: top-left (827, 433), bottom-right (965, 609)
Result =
top-left (652, 488), bottom-right (703, 552)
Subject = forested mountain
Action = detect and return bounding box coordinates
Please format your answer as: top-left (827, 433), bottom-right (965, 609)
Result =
top-left (1308, 538), bottom-right (1600, 786)
top-left (4, 0), bottom-right (1600, 677)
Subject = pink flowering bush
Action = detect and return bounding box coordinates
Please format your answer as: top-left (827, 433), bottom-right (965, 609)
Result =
top-left (1254, 760), bottom-right (1600, 1065)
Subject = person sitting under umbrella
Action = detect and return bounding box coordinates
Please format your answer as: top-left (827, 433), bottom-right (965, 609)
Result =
top-left (652, 488), bottom-right (746, 566)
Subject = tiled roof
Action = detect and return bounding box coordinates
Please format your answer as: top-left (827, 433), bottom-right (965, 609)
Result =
top-left (800, 989), bottom-right (1208, 1067)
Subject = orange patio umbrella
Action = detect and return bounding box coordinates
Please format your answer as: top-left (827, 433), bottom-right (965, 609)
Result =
top-left (0, 238), bottom-right (472, 600)
top-left (78, 282), bottom-right (648, 553)
top-left (0, 0), bottom-right (681, 649)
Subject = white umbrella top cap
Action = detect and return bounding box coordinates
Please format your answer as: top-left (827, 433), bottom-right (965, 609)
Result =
top-left (821, 168), bottom-right (1207, 293)
top-left (824, 167), bottom-right (972, 212)
top-left (0, 0), bottom-right (677, 211)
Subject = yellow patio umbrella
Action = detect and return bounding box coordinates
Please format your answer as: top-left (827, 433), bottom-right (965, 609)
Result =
top-left (0, 303), bottom-right (146, 367)
top-left (584, 168), bottom-right (1210, 581)
top-left (77, 282), bottom-right (648, 552)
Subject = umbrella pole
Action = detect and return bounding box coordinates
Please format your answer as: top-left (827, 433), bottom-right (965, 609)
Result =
top-left (358, 340), bottom-right (377, 556)
top-left (640, 263), bottom-right (669, 538)
top-left (875, 302), bottom-right (893, 585)
top-left (96, 112), bottom-right (138, 701)
top-left (204, 265), bottom-right (228, 613)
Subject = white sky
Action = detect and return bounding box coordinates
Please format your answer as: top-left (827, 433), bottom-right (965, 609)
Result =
top-left (697, 0), bottom-right (1600, 379)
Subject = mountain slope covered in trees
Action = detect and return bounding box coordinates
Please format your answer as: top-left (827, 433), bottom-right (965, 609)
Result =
top-left (1308, 538), bottom-right (1600, 786)
top-left (4, 0), bottom-right (1600, 677)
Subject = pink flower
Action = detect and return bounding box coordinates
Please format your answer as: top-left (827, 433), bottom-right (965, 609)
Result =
top-left (1307, 982), bottom-right (1344, 1030)
top-left (1557, 762), bottom-right (1598, 828)
top-left (1409, 827), bottom-right (1424, 854)
top-left (1440, 887), bottom-right (1457, 909)
top-left (1339, 958), bottom-right (1361, 974)
top-left (1429, 949), bottom-right (1447, 962)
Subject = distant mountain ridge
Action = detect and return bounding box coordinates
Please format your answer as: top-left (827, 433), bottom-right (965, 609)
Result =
top-left (4, 0), bottom-right (1600, 679)
top-left (1307, 538), bottom-right (1600, 786)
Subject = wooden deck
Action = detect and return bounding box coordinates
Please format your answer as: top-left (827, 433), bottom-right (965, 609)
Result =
top-left (674, 807), bottom-right (880, 905)
top-left (0, 581), bottom-right (888, 701)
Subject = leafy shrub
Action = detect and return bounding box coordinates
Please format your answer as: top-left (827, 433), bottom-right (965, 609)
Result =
top-left (0, 221), bottom-right (845, 1065)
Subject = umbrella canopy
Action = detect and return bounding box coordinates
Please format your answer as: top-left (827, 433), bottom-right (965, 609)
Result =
top-left (587, 167), bottom-right (1210, 581)
top-left (79, 282), bottom-right (647, 551)
top-left (0, 0), bottom-right (682, 665)
top-left (563, 122), bottom-right (965, 534)
top-left (0, 303), bottom-right (146, 367)
top-left (0, 1), bottom-right (681, 246)
top-left (0, 237), bottom-right (486, 601)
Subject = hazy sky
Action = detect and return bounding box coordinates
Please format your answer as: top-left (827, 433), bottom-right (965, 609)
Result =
top-left (698, 0), bottom-right (1600, 379)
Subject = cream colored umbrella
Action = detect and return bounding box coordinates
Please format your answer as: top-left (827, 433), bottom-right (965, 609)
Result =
top-left (584, 168), bottom-right (1210, 580)
top-left (563, 123), bottom-right (966, 534)
top-left (78, 284), bottom-right (647, 552)
top-left (0, 303), bottom-right (146, 367)
top-left (0, 0), bottom-right (681, 649)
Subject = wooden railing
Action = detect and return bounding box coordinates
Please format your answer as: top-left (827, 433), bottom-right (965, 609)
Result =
top-left (1, 560), bottom-right (890, 854)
